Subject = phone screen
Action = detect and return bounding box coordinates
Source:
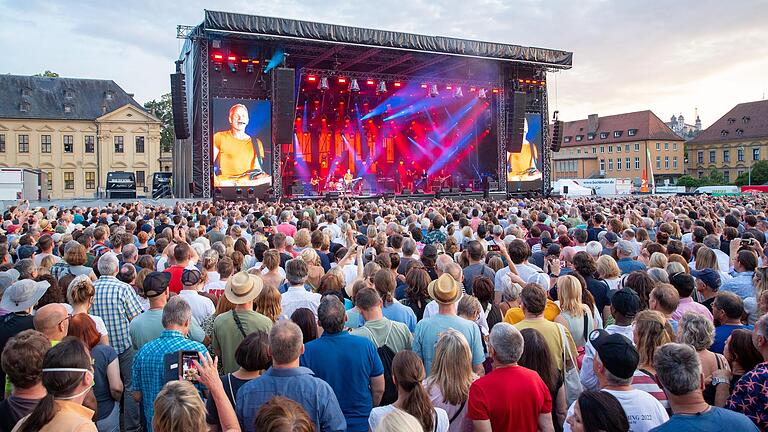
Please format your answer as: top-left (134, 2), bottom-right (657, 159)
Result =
top-left (180, 351), bottom-right (200, 382)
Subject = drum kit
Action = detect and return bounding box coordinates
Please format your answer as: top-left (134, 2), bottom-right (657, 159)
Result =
top-left (327, 177), bottom-right (362, 195)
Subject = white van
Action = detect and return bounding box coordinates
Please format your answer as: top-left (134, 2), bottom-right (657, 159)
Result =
top-left (694, 186), bottom-right (740, 195)
top-left (552, 179), bottom-right (595, 196)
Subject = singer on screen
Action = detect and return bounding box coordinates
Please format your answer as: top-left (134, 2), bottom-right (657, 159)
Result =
top-left (213, 103), bottom-right (268, 185)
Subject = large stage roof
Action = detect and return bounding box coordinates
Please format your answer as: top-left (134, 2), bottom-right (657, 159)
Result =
top-left (195, 10), bottom-right (573, 69)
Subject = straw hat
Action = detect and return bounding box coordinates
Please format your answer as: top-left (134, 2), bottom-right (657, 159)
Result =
top-left (427, 273), bottom-right (462, 305)
top-left (224, 271), bottom-right (263, 304)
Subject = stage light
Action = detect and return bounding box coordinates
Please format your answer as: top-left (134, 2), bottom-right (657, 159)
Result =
top-left (248, 188), bottom-right (254, 194)
top-left (246, 64), bottom-right (255, 73)
top-left (227, 55), bottom-right (237, 62)
top-left (492, 88), bottom-right (500, 94)
top-left (252, 60), bottom-right (260, 64)
top-left (400, 161), bottom-right (404, 165)
top-left (469, 87), bottom-right (476, 92)
top-left (366, 80), bottom-right (375, 86)
top-left (349, 79), bottom-right (360, 92)
top-left (240, 58), bottom-right (249, 63)
top-left (421, 83), bottom-right (428, 89)
top-left (429, 84), bottom-right (439, 98)
top-left (235, 187), bottom-right (242, 195)
top-left (478, 89), bottom-right (488, 99)
top-left (212, 53), bottom-right (223, 60)
top-left (393, 82), bottom-right (402, 88)
top-left (377, 81), bottom-right (387, 93)
top-left (319, 77), bottom-right (329, 91)
top-left (307, 76), bottom-right (317, 82)
top-left (453, 86), bottom-right (463, 98)
top-left (338, 77), bottom-right (347, 84)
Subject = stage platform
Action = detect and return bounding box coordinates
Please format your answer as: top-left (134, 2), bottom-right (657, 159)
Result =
top-left (283, 190), bottom-right (523, 202)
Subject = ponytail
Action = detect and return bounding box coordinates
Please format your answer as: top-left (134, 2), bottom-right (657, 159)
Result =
top-left (392, 351), bottom-right (435, 432)
top-left (16, 393), bottom-right (56, 432)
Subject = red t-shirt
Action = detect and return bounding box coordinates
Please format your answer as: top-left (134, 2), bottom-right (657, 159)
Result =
top-left (164, 265), bottom-right (186, 294)
top-left (467, 365), bottom-right (552, 432)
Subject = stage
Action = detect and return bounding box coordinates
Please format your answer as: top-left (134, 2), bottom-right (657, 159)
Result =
top-left (173, 11), bottom-right (573, 201)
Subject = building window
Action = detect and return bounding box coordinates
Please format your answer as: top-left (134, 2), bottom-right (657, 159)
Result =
top-left (114, 136), bottom-right (124, 153)
top-left (575, 135), bottom-right (583, 142)
top-left (724, 171), bottom-right (730, 182)
top-left (587, 133), bottom-right (595, 140)
top-left (608, 159), bottom-right (613, 170)
top-left (656, 156), bottom-right (661, 169)
top-left (628, 129), bottom-right (638, 136)
top-left (41, 135), bottom-right (51, 153)
top-left (136, 171), bottom-right (145, 188)
top-left (46, 172), bottom-right (52, 190)
top-left (723, 150), bottom-right (730, 163)
top-left (738, 170), bottom-right (745, 177)
top-left (85, 172), bottom-right (96, 190)
top-left (63, 104), bottom-right (73, 114)
top-left (600, 132), bottom-right (609, 139)
top-left (625, 144), bottom-right (630, 153)
top-left (592, 147), bottom-right (597, 154)
top-left (698, 171), bottom-right (704, 179)
top-left (85, 136), bottom-right (95, 153)
top-left (135, 136), bottom-right (145, 153)
top-left (665, 156), bottom-right (670, 169)
top-left (626, 158), bottom-right (631, 170)
top-left (709, 150), bottom-right (716, 163)
top-left (0, 134), bottom-right (5, 152)
top-left (656, 143), bottom-right (660, 150)
top-left (634, 143), bottom-right (640, 152)
top-left (600, 146), bottom-right (605, 154)
top-left (738, 148), bottom-right (744, 162)
top-left (635, 157), bottom-right (640, 170)
top-left (614, 131), bottom-right (623, 138)
top-left (617, 145), bottom-right (622, 153)
top-left (608, 145), bottom-right (613, 153)
top-left (564, 136), bottom-right (572, 143)
top-left (754, 148), bottom-right (760, 161)
top-left (600, 159), bottom-right (605, 172)
top-left (63, 135), bottom-right (74, 153)
top-left (617, 159), bottom-right (622, 171)
top-left (18, 135), bottom-right (29, 153)
top-left (64, 172), bottom-right (74, 190)
top-left (577, 148), bottom-right (581, 154)
top-left (673, 143), bottom-right (678, 151)
top-left (697, 151), bottom-right (703, 164)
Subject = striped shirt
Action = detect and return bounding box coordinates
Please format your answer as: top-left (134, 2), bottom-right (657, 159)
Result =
top-left (91, 276), bottom-right (144, 354)
top-left (632, 369), bottom-right (669, 411)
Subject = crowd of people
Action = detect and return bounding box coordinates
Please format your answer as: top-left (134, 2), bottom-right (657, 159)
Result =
top-left (0, 194), bottom-right (766, 431)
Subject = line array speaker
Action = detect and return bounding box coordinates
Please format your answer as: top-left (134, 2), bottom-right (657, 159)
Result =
top-left (507, 91), bottom-right (527, 153)
top-left (170, 73), bottom-right (190, 139)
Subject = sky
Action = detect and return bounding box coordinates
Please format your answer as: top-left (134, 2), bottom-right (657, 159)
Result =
top-left (2, 0), bottom-right (768, 127)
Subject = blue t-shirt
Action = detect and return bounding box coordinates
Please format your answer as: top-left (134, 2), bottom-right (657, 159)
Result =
top-left (649, 406), bottom-right (758, 431)
top-left (381, 301), bottom-right (417, 332)
top-left (92, 344), bottom-right (118, 421)
top-left (301, 332), bottom-right (384, 432)
top-left (712, 324), bottom-right (753, 354)
top-left (413, 314), bottom-right (485, 375)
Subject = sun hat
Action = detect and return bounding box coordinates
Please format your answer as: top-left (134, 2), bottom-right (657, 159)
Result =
top-left (224, 271), bottom-right (263, 305)
top-left (427, 273), bottom-right (462, 305)
top-left (0, 279), bottom-right (50, 312)
top-left (0, 269), bottom-right (21, 295)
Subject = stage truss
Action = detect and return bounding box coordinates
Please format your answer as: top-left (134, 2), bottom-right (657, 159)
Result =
top-left (200, 38), bottom-right (211, 199)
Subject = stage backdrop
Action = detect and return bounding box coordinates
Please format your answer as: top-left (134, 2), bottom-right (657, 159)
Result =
top-left (506, 113), bottom-right (543, 190)
top-left (211, 98), bottom-right (273, 189)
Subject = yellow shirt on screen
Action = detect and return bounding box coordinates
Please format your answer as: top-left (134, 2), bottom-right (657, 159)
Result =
top-left (213, 130), bottom-right (259, 179)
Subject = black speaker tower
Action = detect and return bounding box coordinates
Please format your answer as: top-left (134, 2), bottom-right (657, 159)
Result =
top-left (170, 71), bottom-right (190, 139)
top-left (551, 110), bottom-right (563, 152)
top-left (507, 91), bottom-right (527, 153)
top-left (273, 68), bottom-right (296, 153)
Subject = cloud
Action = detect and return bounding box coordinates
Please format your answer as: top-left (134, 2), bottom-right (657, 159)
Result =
top-left (1, 0), bottom-right (767, 126)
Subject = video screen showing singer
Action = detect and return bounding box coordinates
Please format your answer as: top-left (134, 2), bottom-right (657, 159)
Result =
top-left (213, 103), bottom-right (271, 187)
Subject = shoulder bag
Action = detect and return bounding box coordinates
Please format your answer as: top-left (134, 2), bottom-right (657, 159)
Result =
top-left (558, 322), bottom-right (583, 406)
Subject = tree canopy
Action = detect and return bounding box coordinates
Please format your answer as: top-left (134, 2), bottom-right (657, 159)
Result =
top-left (144, 93), bottom-right (173, 153)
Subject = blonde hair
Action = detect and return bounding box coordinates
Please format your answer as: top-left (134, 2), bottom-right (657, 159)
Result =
top-left (300, 248), bottom-right (320, 267)
top-left (39, 255), bottom-right (57, 274)
top-left (425, 329), bottom-right (474, 406)
top-left (255, 284), bottom-right (282, 322)
top-left (648, 252), bottom-right (668, 269)
top-left (457, 295), bottom-right (481, 320)
top-left (67, 276), bottom-right (95, 305)
top-left (294, 229), bottom-right (311, 248)
top-left (152, 381), bottom-right (207, 432)
top-left (634, 310), bottom-right (674, 368)
top-left (376, 409), bottom-right (423, 432)
top-left (695, 247), bottom-right (719, 272)
top-left (595, 255), bottom-right (620, 280)
top-left (558, 275), bottom-right (584, 315)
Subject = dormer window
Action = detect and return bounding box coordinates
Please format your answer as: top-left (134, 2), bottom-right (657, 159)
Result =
top-left (64, 104), bottom-right (73, 114)
top-left (105, 91), bottom-right (114, 101)
top-left (628, 129), bottom-right (638, 136)
top-left (19, 102), bottom-right (30, 112)
top-left (64, 89), bottom-right (74, 99)
top-left (587, 133), bottom-right (595, 140)
top-left (727, 118), bottom-right (736, 125)
top-left (599, 132), bottom-right (609, 139)
top-left (613, 131), bottom-right (623, 138)
top-left (721, 130), bottom-right (729, 137)
top-left (736, 129), bottom-right (744, 136)
top-left (575, 135), bottom-right (583, 142)
top-left (742, 116), bottom-right (750, 124)
top-left (564, 136), bottom-right (572, 143)
top-left (21, 88), bottom-right (31, 97)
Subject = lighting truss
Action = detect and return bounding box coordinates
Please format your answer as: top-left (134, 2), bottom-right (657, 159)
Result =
top-left (299, 68), bottom-right (500, 89)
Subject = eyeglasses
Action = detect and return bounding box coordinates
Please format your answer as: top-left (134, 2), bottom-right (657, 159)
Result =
top-left (58, 314), bottom-right (73, 327)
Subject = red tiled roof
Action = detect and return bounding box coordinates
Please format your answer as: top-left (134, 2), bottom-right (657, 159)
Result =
top-left (688, 100), bottom-right (768, 145)
top-left (559, 110), bottom-right (682, 147)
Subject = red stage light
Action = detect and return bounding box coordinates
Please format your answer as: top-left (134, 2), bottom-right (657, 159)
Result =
top-left (518, 79), bottom-right (524, 83)
top-left (394, 82), bottom-right (402, 88)
top-left (539, 81), bottom-right (546, 86)
top-left (366, 80), bottom-right (375, 85)
top-left (469, 87), bottom-right (476, 92)
top-left (227, 55), bottom-right (237, 62)
top-left (212, 53), bottom-right (224, 60)
top-left (338, 77), bottom-right (347, 84)
top-left (525, 79), bottom-right (531, 83)
top-left (492, 88), bottom-right (500, 93)
top-left (446, 85), bottom-right (453, 90)
top-left (307, 76), bottom-right (317, 82)
top-left (421, 83), bottom-right (428, 89)
top-left (400, 161), bottom-right (404, 165)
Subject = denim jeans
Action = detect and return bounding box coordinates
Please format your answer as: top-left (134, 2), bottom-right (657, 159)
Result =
top-left (118, 347), bottom-right (141, 432)
top-left (96, 402), bottom-right (120, 432)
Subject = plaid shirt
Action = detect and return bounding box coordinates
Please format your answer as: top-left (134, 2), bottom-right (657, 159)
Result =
top-left (132, 330), bottom-right (208, 432)
top-left (50, 261), bottom-right (70, 280)
top-left (91, 276), bottom-right (144, 354)
top-left (90, 242), bottom-right (110, 258)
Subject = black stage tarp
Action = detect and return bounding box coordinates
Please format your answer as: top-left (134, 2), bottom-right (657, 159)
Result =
top-left (202, 10), bottom-right (572, 68)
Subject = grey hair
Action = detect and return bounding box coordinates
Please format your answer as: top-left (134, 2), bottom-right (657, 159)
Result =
top-left (616, 240), bottom-right (634, 256)
top-left (501, 280), bottom-right (523, 302)
top-left (678, 312), bottom-right (715, 351)
top-left (317, 295), bottom-right (346, 333)
top-left (402, 238), bottom-right (416, 256)
top-left (14, 259), bottom-right (37, 280)
top-left (211, 242), bottom-right (226, 257)
top-left (202, 249), bottom-right (219, 270)
top-left (665, 262), bottom-right (686, 276)
top-left (270, 320), bottom-right (304, 364)
top-left (596, 353), bottom-right (633, 386)
top-left (703, 234), bottom-right (721, 250)
top-left (97, 252), bottom-right (120, 276)
top-left (646, 267), bottom-right (669, 284)
top-left (285, 258), bottom-right (308, 285)
top-left (756, 314), bottom-right (768, 339)
top-left (585, 241), bottom-right (602, 258)
top-left (122, 244), bottom-right (138, 261)
top-left (162, 296), bottom-right (192, 328)
top-left (653, 343), bottom-right (702, 396)
top-left (489, 322), bottom-right (524, 365)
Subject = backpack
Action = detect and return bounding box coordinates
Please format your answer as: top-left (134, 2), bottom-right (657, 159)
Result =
top-left (364, 322), bottom-right (397, 405)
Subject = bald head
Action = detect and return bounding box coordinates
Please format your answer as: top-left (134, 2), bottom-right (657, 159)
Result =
top-left (445, 262), bottom-right (463, 282)
top-left (436, 254), bottom-right (454, 274)
top-left (33, 303), bottom-right (69, 341)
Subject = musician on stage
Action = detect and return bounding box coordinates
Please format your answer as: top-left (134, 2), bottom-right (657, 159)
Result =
top-left (394, 168), bottom-right (402, 194)
top-left (310, 170), bottom-right (321, 194)
top-left (344, 169), bottom-right (354, 185)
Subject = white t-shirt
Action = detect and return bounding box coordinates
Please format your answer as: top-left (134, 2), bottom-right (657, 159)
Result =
top-left (369, 405), bottom-right (449, 432)
top-left (178, 290), bottom-right (215, 325)
top-left (89, 314), bottom-right (108, 337)
top-left (563, 388), bottom-right (668, 432)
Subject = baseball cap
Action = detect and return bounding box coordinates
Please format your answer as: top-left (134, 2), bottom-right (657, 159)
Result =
top-left (603, 232), bottom-right (619, 244)
top-left (545, 243), bottom-right (562, 257)
top-left (181, 269), bottom-right (203, 287)
top-left (16, 245), bottom-right (36, 260)
top-left (608, 287), bottom-right (640, 318)
top-left (143, 272), bottom-right (171, 298)
top-left (690, 268), bottom-right (721, 290)
top-left (588, 329), bottom-right (639, 379)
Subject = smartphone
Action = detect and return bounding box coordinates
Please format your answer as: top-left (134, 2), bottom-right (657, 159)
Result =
top-left (487, 244), bottom-right (501, 252)
top-left (741, 238), bottom-right (755, 246)
top-left (180, 351), bottom-right (201, 382)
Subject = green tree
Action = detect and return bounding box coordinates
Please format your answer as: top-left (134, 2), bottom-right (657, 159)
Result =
top-left (676, 175), bottom-right (701, 188)
top-left (735, 160), bottom-right (768, 186)
top-left (706, 168), bottom-right (725, 185)
top-left (144, 93), bottom-right (173, 153)
top-left (34, 70), bottom-right (59, 77)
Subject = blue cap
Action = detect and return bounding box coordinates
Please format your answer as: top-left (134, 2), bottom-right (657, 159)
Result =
top-left (690, 268), bottom-right (721, 290)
